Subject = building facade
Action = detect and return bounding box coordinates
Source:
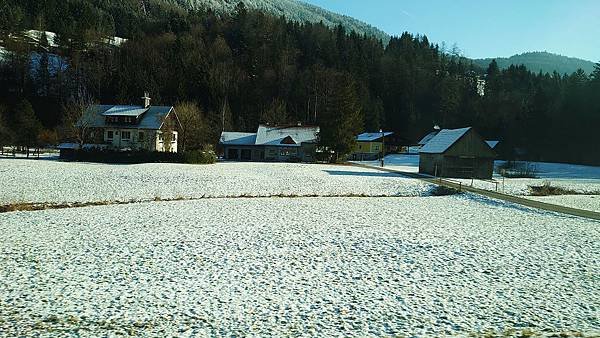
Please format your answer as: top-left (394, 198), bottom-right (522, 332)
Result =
top-left (351, 132), bottom-right (394, 161)
top-left (419, 127), bottom-right (496, 179)
top-left (220, 125), bottom-right (320, 162)
top-left (75, 94), bottom-right (181, 153)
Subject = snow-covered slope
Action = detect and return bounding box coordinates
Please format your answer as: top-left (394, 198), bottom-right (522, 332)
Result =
top-left (169, 0), bottom-right (390, 42)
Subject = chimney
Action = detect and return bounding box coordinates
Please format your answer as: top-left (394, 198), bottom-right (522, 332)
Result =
top-left (142, 92), bottom-right (151, 108)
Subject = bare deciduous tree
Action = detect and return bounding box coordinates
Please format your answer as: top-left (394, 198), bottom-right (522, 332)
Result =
top-left (175, 101), bottom-right (206, 152)
top-left (60, 88), bottom-right (96, 148)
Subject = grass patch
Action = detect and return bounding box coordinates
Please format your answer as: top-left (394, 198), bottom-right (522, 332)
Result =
top-left (529, 181), bottom-right (579, 196)
top-left (430, 185), bottom-right (461, 196)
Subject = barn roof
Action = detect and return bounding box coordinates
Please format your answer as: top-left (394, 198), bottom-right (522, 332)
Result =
top-left (418, 130), bottom-right (440, 146)
top-left (85, 105), bottom-right (174, 130)
top-left (219, 125), bottom-right (320, 147)
top-left (356, 132), bottom-right (393, 142)
top-left (420, 127), bottom-right (472, 154)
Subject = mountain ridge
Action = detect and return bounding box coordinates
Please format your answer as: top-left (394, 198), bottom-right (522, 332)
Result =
top-left (167, 0), bottom-right (391, 43)
top-left (473, 51), bottom-right (596, 75)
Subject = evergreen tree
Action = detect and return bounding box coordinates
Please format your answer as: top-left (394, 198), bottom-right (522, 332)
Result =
top-left (12, 100), bottom-right (42, 156)
top-left (318, 71), bottom-right (363, 162)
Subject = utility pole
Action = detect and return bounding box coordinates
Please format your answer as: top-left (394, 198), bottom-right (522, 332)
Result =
top-left (380, 129), bottom-right (385, 167)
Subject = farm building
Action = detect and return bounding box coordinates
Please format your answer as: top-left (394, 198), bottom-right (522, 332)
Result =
top-left (220, 124), bottom-right (319, 162)
top-left (419, 127), bottom-right (496, 179)
top-left (417, 126), bottom-right (441, 148)
top-left (65, 93), bottom-right (181, 154)
top-left (351, 132), bottom-right (394, 160)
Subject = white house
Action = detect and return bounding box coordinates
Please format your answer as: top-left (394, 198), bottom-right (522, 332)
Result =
top-left (220, 124), bottom-right (320, 162)
top-left (77, 93), bottom-right (181, 153)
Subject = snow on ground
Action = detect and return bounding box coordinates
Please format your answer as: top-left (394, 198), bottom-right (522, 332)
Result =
top-left (0, 159), bottom-right (433, 204)
top-left (355, 155), bottom-right (600, 211)
top-left (352, 154), bottom-right (420, 173)
top-left (0, 195), bottom-right (598, 336)
top-left (527, 195), bottom-right (600, 213)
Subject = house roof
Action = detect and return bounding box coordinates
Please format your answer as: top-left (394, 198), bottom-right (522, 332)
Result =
top-left (219, 125), bottom-right (320, 147)
top-left (220, 132), bottom-right (257, 146)
top-left (255, 125), bottom-right (320, 147)
top-left (418, 130), bottom-right (440, 146)
top-left (420, 127), bottom-right (472, 154)
top-left (356, 132), bottom-right (393, 142)
top-left (101, 105), bottom-right (149, 117)
top-left (486, 140), bottom-right (500, 149)
top-left (86, 105), bottom-right (174, 130)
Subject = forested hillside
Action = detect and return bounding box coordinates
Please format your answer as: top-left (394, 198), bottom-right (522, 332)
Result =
top-left (474, 52), bottom-right (596, 75)
top-left (169, 0), bottom-right (390, 43)
top-left (1, 0), bottom-right (599, 164)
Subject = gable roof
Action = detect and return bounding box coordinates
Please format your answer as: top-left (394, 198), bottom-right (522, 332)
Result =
top-left (85, 105), bottom-right (174, 130)
top-left (486, 140), bottom-right (500, 149)
top-left (418, 130), bottom-right (440, 146)
top-left (356, 132), bottom-right (393, 142)
top-left (255, 125), bottom-right (319, 146)
top-left (219, 125), bottom-right (320, 147)
top-left (420, 127), bottom-right (472, 154)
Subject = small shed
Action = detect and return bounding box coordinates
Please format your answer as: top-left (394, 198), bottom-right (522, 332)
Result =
top-left (419, 127), bottom-right (496, 179)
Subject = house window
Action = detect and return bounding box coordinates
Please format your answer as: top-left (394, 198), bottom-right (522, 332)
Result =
top-left (172, 133), bottom-right (177, 142)
top-left (107, 130), bottom-right (114, 140)
top-left (121, 131), bottom-right (131, 140)
top-left (139, 132), bottom-right (145, 141)
top-left (374, 145), bottom-right (380, 151)
top-left (158, 133), bottom-right (163, 142)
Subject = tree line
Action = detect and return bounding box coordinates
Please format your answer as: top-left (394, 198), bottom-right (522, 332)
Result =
top-left (0, 0), bottom-right (599, 164)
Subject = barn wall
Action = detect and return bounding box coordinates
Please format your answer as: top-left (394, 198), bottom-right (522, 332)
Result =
top-left (439, 156), bottom-right (494, 179)
top-left (419, 153), bottom-right (444, 176)
top-left (445, 130), bottom-right (495, 158)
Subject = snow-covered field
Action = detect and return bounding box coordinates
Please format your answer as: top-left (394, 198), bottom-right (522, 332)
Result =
top-left (0, 159), bottom-right (432, 205)
top-left (1, 195), bottom-right (599, 336)
top-left (355, 155), bottom-right (600, 212)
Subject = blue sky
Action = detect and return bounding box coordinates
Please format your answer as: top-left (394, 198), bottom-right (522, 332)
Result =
top-left (303, 0), bottom-right (600, 61)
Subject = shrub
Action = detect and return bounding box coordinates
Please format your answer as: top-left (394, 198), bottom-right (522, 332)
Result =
top-left (529, 181), bottom-right (577, 196)
top-left (430, 185), bottom-right (461, 196)
top-left (183, 150), bottom-right (217, 164)
top-left (63, 149), bottom-right (216, 164)
top-left (497, 161), bottom-right (538, 178)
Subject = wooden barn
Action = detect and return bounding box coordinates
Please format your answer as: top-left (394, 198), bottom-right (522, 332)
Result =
top-left (419, 127), bottom-right (496, 179)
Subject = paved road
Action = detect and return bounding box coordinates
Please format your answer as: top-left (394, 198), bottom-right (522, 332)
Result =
top-left (351, 163), bottom-right (600, 221)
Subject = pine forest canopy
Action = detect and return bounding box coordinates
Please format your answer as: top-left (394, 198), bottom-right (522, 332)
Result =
top-left (0, 0), bottom-right (599, 165)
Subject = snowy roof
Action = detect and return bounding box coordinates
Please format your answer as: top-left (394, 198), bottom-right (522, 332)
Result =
top-left (356, 132), bottom-right (393, 142)
top-left (86, 105), bottom-right (174, 130)
top-left (102, 106), bottom-right (149, 117)
top-left (486, 140), bottom-right (500, 149)
top-left (220, 132), bottom-right (257, 146)
top-left (219, 125), bottom-right (320, 147)
top-left (420, 127), bottom-right (472, 154)
top-left (418, 131), bottom-right (440, 146)
top-left (255, 125), bottom-right (320, 147)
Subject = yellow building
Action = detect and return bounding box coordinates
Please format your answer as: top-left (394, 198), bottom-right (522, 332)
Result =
top-left (352, 132), bottom-right (393, 160)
